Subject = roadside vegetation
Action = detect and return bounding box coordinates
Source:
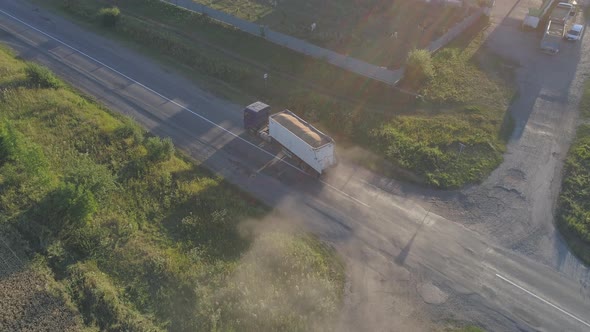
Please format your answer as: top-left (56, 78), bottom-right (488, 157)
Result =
top-left (556, 80), bottom-right (590, 265)
top-left (39, 0), bottom-right (514, 188)
top-left (444, 326), bottom-right (485, 332)
top-left (451, 327), bottom-right (485, 332)
top-left (0, 46), bottom-right (344, 331)
top-left (184, 0), bottom-right (471, 67)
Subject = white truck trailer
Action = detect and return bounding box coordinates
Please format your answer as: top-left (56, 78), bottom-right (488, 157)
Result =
top-left (243, 102), bottom-right (337, 176)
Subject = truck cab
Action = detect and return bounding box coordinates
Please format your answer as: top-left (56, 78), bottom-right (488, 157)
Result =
top-left (243, 101), bottom-right (271, 133)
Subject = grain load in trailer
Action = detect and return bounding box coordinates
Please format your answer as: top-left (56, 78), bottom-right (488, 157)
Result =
top-left (271, 113), bottom-right (327, 148)
top-left (268, 110), bottom-right (337, 175)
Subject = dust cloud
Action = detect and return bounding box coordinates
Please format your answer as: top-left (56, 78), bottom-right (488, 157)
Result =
top-left (226, 199), bottom-right (440, 332)
top-left (215, 212), bottom-right (341, 331)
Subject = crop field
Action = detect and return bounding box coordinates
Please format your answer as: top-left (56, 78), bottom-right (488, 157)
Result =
top-left (188, 0), bottom-right (474, 67)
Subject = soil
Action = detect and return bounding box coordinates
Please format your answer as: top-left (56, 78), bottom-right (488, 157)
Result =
top-left (0, 236), bottom-right (83, 332)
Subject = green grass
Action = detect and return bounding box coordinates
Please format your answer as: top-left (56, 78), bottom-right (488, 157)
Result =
top-left (452, 327), bottom-right (485, 332)
top-left (579, 79), bottom-right (590, 118)
top-left (44, 0), bottom-right (397, 108)
top-left (370, 26), bottom-right (515, 187)
top-left (555, 78), bottom-right (590, 265)
top-left (190, 0), bottom-right (271, 21)
top-left (0, 47), bottom-right (344, 331)
top-left (442, 321), bottom-right (486, 332)
top-left (38, 0), bottom-right (513, 188)
top-left (187, 0), bottom-right (470, 67)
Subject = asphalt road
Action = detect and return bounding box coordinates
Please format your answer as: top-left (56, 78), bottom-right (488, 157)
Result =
top-left (0, 1), bottom-right (589, 331)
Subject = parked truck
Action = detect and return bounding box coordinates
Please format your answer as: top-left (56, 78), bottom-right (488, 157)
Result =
top-left (243, 101), bottom-right (337, 176)
top-left (549, 2), bottom-right (575, 23)
top-left (522, 0), bottom-right (575, 29)
top-left (540, 19), bottom-right (565, 54)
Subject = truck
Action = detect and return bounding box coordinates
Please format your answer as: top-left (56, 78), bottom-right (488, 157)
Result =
top-left (540, 19), bottom-right (565, 54)
top-left (522, 0), bottom-right (575, 29)
top-left (243, 101), bottom-right (337, 176)
top-left (549, 2), bottom-right (574, 23)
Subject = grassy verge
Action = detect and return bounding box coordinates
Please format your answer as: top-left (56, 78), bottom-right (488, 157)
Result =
top-left (441, 320), bottom-right (486, 332)
top-left (556, 80), bottom-right (590, 265)
top-left (181, 0), bottom-right (469, 67)
top-left (0, 46), bottom-right (344, 330)
top-left (371, 23), bottom-right (515, 187)
top-left (452, 327), bottom-right (485, 332)
top-left (43, 0), bottom-right (398, 109)
top-left (38, 0), bottom-right (513, 188)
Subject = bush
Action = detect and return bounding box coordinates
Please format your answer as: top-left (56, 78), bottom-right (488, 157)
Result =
top-left (43, 183), bottom-right (98, 233)
top-left (25, 63), bottom-right (62, 89)
top-left (145, 136), bottom-right (174, 163)
top-left (64, 156), bottom-right (118, 202)
top-left (99, 7), bottom-right (121, 27)
top-left (405, 49), bottom-right (434, 86)
top-left (114, 121), bottom-right (144, 144)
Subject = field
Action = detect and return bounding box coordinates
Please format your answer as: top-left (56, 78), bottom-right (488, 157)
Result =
top-left (0, 46), bottom-right (344, 331)
top-left (556, 80), bottom-right (590, 265)
top-left (0, 251), bottom-right (87, 332)
top-left (40, 0), bottom-right (513, 189)
top-left (187, 0), bottom-right (474, 67)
